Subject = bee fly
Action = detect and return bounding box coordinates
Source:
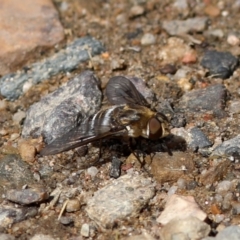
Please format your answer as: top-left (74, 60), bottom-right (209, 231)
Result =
top-left (40, 76), bottom-right (170, 157)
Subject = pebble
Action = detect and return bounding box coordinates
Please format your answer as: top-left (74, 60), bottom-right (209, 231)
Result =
top-left (215, 180), bottom-right (232, 195)
top-left (109, 156), bottom-right (122, 179)
top-left (18, 137), bottom-right (43, 163)
top-left (0, 0), bottom-right (64, 76)
top-left (0, 37), bottom-right (105, 100)
top-left (227, 34), bottom-right (240, 46)
top-left (160, 216), bottom-right (210, 240)
top-left (229, 100), bottom-right (240, 114)
top-left (232, 202), bottom-right (240, 215)
top-left (6, 188), bottom-right (49, 205)
top-left (85, 174), bottom-right (155, 229)
top-left (178, 84), bottom-right (227, 115)
top-left (0, 205), bottom-right (38, 228)
top-left (87, 166), bottom-right (99, 178)
top-left (22, 71), bottom-right (102, 144)
top-left (204, 29), bottom-right (224, 39)
top-left (162, 17), bottom-right (208, 35)
top-left (12, 110), bottom-right (26, 124)
top-left (177, 178), bottom-right (187, 189)
top-left (130, 5), bottom-right (145, 17)
top-left (59, 216), bottom-right (74, 225)
top-left (66, 199), bottom-right (81, 212)
top-left (200, 50), bottom-right (238, 79)
top-left (173, 0), bottom-right (189, 11)
top-left (0, 155), bottom-right (35, 199)
top-left (125, 231), bottom-right (155, 240)
top-left (141, 33), bottom-right (156, 46)
top-left (211, 135), bottom-right (240, 158)
top-left (157, 194), bottom-right (207, 225)
top-left (149, 152), bottom-right (194, 184)
top-left (81, 223), bottom-right (90, 237)
top-left (222, 192), bottom-right (233, 210)
top-left (0, 100), bottom-right (7, 110)
top-left (167, 186), bottom-right (178, 196)
top-left (188, 127), bottom-right (212, 150)
top-left (0, 234), bottom-right (15, 240)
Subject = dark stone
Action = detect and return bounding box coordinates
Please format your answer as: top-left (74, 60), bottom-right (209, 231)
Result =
top-left (109, 157), bottom-right (122, 179)
top-left (201, 50), bottom-right (238, 79)
top-left (189, 127), bottom-right (212, 150)
top-left (178, 84), bottom-right (228, 115)
top-left (22, 71), bottom-right (102, 144)
top-left (160, 64), bottom-right (177, 75)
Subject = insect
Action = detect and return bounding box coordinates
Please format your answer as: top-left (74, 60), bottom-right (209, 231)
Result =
top-left (40, 76), bottom-right (170, 156)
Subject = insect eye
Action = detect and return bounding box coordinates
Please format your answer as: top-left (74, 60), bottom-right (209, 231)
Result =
top-left (148, 118), bottom-right (162, 139)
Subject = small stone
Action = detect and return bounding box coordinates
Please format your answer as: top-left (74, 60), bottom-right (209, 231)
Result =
top-left (10, 133), bottom-right (20, 141)
top-left (160, 64), bottom-right (177, 75)
top-left (162, 17), bottom-right (208, 35)
top-left (160, 216), bottom-right (210, 240)
top-left (0, 100), bottom-right (7, 110)
top-left (157, 194), bottom-right (207, 225)
top-left (81, 223), bottom-right (90, 237)
top-left (232, 202), bottom-right (240, 215)
top-left (12, 111), bottom-right (26, 124)
top-left (181, 51), bottom-right (197, 64)
top-left (222, 192), bottom-right (233, 210)
top-left (59, 216), bottom-right (74, 225)
top-left (6, 188), bottom-right (49, 205)
top-left (130, 5), bottom-right (145, 17)
top-left (204, 4), bottom-right (220, 17)
top-left (87, 166), bottom-right (99, 178)
top-left (167, 186), bottom-right (178, 196)
top-left (204, 29), bottom-right (224, 39)
top-left (229, 100), bottom-right (240, 114)
top-left (178, 84), bottom-right (227, 115)
top-left (111, 58), bottom-right (127, 70)
top-left (141, 33), bottom-right (156, 45)
top-left (211, 135), bottom-right (240, 157)
top-left (201, 50), bottom-right (238, 79)
top-left (216, 180), bottom-right (232, 195)
top-left (227, 34), bottom-right (240, 46)
top-left (177, 178), bottom-right (187, 189)
top-left (66, 199), bottom-right (81, 212)
top-left (109, 156), bottom-right (122, 179)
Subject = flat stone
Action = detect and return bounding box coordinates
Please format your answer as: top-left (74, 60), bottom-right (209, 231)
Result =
top-left (157, 194), bottom-right (207, 225)
top-left (0, 0), bottom-right (64, 76)
top-left (22, 71), bottom-right (102, 144)
top-left (0, 37), bottom-right (105, 100)
top-left (149, 152), bottom-right (195, 184)
top-left (160, 216), bottom-right (210, 240)
top-left (85, 174), bottom-right (155, 230)
top-left (162, 17), bottom-right (208, 35)
top-left (0, 234), bottom-right (15, 240)
top-left (178, 84), bottom-right (227, 115)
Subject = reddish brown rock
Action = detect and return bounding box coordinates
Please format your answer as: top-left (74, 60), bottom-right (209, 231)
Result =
top-left (0, 0), bottom-right (64, 75)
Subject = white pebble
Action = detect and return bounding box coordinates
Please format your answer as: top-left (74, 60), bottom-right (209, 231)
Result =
top-left (141, 33), bottom-right (156, 46)
top-left (130, 5), bottom-right (144, 17)
top-left (81, 223), bottom-right (90, 237)
top-left (22, 80), bottom-right (33, 93)
top-left (87, 166), bottom-right (98, 178)
top-left (227, 34), bottom-right (240, 46)
top-left (167, 186), bottom-right (178, 196)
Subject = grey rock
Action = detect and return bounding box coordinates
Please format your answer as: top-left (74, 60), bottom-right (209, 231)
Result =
top-left (22, 71), bottom-right (102, 144)
top-left (201, 50), bottom-right (238, 79)
top-left (189, 127), bottom-right (212, 150)
top-left (81, 223), bottom-right (90, 237)
top-left (85, 174), bottom-right (155, 229)
top-left (202, 226), bottom-right (240, 240)
top-left (211, 135), bottom-right (240, 158)
top-left (160, 216), bottom-right (211, 240)
top-left (178, 84), bottom-right (227, 115)
top-left (0, 205), bottom-right (38, 228)
top-left (162, 17), bottom-right (208, 35)
top-left (0, 155), bottom-right (35, 201)
top-left (0, 36), bottom-right (105, 100)
top-left (6, 188), bottom-right (49, 205)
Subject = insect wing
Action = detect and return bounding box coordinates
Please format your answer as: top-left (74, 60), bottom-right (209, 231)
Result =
top-left (106, 76), bottom-right (149, 107)
top-left (40, 110), bottom-right (126, 156)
